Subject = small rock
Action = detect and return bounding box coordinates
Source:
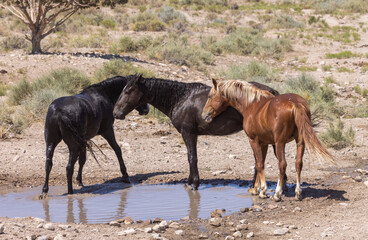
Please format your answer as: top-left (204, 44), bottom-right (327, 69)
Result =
top-left (36, 236), bottom-right (49, 240)
top-left (13, 155), bottom-right (20, 162)
top-left (26, 235), bottom-right (36, 240)
top-left (152, 233), bottom-right (162, 239)
top-left (0, 224), bottom-right (4, 234)
top-left (225, 221), bottom-right (235, 227)
top-left (33, 217), bottom-right (45, 223)
top-left (125, 216), bottom-right (134, 225)
top-left (54, 234), bottom-right (67, 240)
top-left (175, 230), bottom-right (184, 236)
top-left (209, 218), bottom-right (222, 227)
top-left (268, 204), bottom-right (278, 210)
top-left (44, 223), bottom-right (55, 231)
top-left (36, 223), bottom-right (43, 228)
top-left (115, 218), bottom-right (125, 223)
top-left (274, 228), bottom-right (289, 236)
top-left (240, 208), bottom-right (249, 213)
top-left (339, 203), bottom-right (348, 206)
top-left (276, 222), bottom-right (283, 227)
top-left (294, 207), bottom-right (302, 212)
top-left (58, 224), bottom-right (71, 230)
top-left (118, 228), bottom-right (136, 235)
top-left (14, 223), bottom-right (25, 228)
top-left (212, 170), bottom-right (227, 176)
top-left (144, 219), bottom-right (152, 225)
top-left (364, 181), bottom-right (368, 188)
top-left (169, 222), bottom-right (180, 229)
top-left (343, 226), bottom-right (351, 231)
top-left (153, 218), bottom-right (164, 223)
top-left (239, 219), bottom-right (247, 224)
top-left (109, 221), bottom-right (121, 227)
top-left (225, 236), bottom-right (235, 240)
top-left (353, 176), bottom-right (362, 182)
top-left (342, 175), bottom-right (351, 179)
top-left (263, 221), bottom-right (270, 225)
top-left (251, 205), bottom-right (262, 212)
top-left (289, 225), bottom-right (298, 230)
top-left (181, 216), bottom-right (190, 221)
top-left (199, 234), bottom-right (208, 239)
top-left (158, 220), bottom-right (168, 229)
top-left (233, 231), bottom-right (242, 238)
top-left (144, 227), bottom-right (153, 233)
top-left (211, 209), bottom-right (224, 218)
top-left (229, 154), bottom-right (237, 159)
top-left (236, 224), bottom-right (248, 231)
top-left (247, 232), bottom-right (255, 238)
top-left (152, 224), bottom-right (164, 233)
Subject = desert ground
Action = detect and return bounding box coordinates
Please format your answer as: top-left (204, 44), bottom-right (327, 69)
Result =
top-left (1, 0), bottom-right (368, 239)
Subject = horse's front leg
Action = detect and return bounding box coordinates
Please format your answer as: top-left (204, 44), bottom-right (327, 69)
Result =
top-left (274, 142), bottom-right (287, 202)
top-left (248, 139), bottom-right (268, 198)
top-left (182, 131), bottom-right (199, 190)
top-left (102, 128), bottom-right (130, 183)
top-left (76, 146), bottom-right (86, 187)
top-left (66, 147), bottom-right (79, 194)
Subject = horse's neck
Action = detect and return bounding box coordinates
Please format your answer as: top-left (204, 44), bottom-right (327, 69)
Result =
top-left (227, 94), bottom-right (270, 118)
top-left (144, 80), bottom-right (184, 117)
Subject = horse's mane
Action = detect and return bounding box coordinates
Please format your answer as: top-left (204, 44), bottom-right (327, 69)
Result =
top-left (218, 80), bottom-right (274, 105)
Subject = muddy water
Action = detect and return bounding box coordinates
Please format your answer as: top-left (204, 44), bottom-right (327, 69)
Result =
top-left (0, 183), bottom-right (253, 223)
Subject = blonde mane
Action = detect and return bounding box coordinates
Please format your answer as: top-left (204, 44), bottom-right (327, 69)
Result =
top-left (217, 80), bottom-right (274, 105)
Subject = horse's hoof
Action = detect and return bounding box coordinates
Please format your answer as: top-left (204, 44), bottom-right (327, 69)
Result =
top-left (77, 182), bottom-right (84, 187)
top-left (39, 193), bottom-right (48, 200)
top-left (121, 176), bottom-right (130, 184)
top-left (259, 193), bottom-right (268, 199)
top-left (295, 193), bottom-right (302, 201)
top-left (191, 186), bottom-right (198, 191)
top-left (273, 195), bottom-right (281, 202)
top-left (248, 188), bottom-right (259, 195)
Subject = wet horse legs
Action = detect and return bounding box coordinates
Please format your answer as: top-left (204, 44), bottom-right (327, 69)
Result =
top-left (76, 146), bottom-right (86, 187)
top-left (182, 131), bottom-right (199, 190)
top-left (248, 140), bottom-right (268, 198)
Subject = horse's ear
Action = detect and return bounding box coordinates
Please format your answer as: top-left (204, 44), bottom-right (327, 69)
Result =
top-left (212, 78), bottom-right (218, 89)
top-left (133, 74), bottom-right (142, 85)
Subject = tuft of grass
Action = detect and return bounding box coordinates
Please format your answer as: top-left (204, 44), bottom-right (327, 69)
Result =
top-left (157, 6), bottom-right (186, 24)
top-left (146, 107), bottom-right (170, 124)
top-left (108, 36), bottom-right (154, 54)
top-left (132, 12), bottom-right (167, 31)
top-left (8, 79), bottom-right (32, 106)
top-left (320, 119), bottom-right (355, 150)
top-left (282, 73), bottom-right (338, 124)
top-left (222, 60), bottom-right (279, 83)
top-left (100, 18), bottom-right (116, 29)
top-left (93, 59), bottom-right (155, 83)
top-left (268, 15), bottom-right (304, 29)
top-left (0, 35), bottom-right (29, 51)
top-left (326, 51), bottom-right (359, 59)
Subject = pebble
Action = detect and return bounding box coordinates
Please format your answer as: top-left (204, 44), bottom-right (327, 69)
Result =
top-left (209, 217), bottom-right (222, 227)
top-left (247, 232), bottom-right (255, 238)
top-left (152, 233), bottom-right (163, 239)
top-left (14, 223), bottom-right (25, 228)
top-left (118, 228), bottom-right (136, 235)
top-left (26, 235), bottom-right (36, 240)
top-left (0, 224), bottom-right (4, 234)
top-left (33, 217), bottom-right (45, 223)
top-left (158, 220), bottom-right (168, 229)
top-left (353, 176), bottom-right (362, 182)
top-left (239, 219), bottom-right (247, 224)
top-left (198, 234), bottom-right (208, 239)
top-left (44, 223), bottom-right (55, 231)
top-left (263, 221), bottom-right (270, 225)
top-left (54, 234), bottom-right (67, 240)
top-left (13, 155), bottom-right (20, 161)
top-left (342, 175), bottom-right (351, 179)
top-left (125, 216), bottom-right (134, 225)
top-left (212, 170), bottom-right (227, 176)
top-left (294, 207), bottom-right (302, 212)
top-left (109, 221), bottom-right (121, 227)
top-left (58, 224), bottom-right (71, 230)
top-left (225, 236), bottom-right (235, 240)
top-left (229, 154), bottom-right (237, 159)
top-left (211, 209), bottom-right (224, 218)
top-left (36, 236), bottom-right (49, 240)
top-left (274, 228), bottom-right (289, 236)
top-left (276, 222), bottom-right (283, 227)
top-left (169, 222), bottom-right (180, 229)
top-left (339, 203), bottom-right (348, 206)
top-left (175, 230), bottom-right (184, 235)
top-left (144, 227), bottom-right (153, 233)
top-left (144, 219), bottom-right (152, 225)
top-left (152, 224), bottom-right (162, 233)
top-left (236, 224), bottom-right (248, 231)
top-left (289, 225), bottom-right (298, 230)
top-left (240, 207), bottom-right (249, 213)
top-left (268, 204), bottom-right (278, 210)
top-left (233, 231), bottom-right (242, 238)
top-left (36, 223), bottom-right (43, 228)
top-left (364, 181), bottom-right (368, 188)
top-left (153, 218), bottom-right (164, 223)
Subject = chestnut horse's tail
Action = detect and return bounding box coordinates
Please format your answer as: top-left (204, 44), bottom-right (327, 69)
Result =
top-left (294, 104), bottom-right (337, 165)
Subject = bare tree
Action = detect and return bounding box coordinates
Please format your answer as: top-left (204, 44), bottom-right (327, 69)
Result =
top-left (0, 0), bottom-right (128, 54)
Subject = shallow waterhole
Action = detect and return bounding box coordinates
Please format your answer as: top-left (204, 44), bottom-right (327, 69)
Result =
top-left (0, 183), bottom-right (277, 223)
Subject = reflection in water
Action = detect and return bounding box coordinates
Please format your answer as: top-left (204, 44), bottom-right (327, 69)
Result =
top-left (0, 183), bottom-right (253, 223)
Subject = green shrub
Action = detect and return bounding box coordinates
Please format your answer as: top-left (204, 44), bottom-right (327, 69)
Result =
top-left (157, 6), bottom-right (186, 24)
top-left (326, 51), bottom-right (359, 59)
top-left (223, 61), bottom-right (279, 83)
top-left (268, 15), bottom-right (304, 29)
top-left (132, 12), bottom-right (167, 32)
top-left (282, 73), bottom-right (338, 123)
top-left (8, 79), bottom-right (32, 106)
top-left (320, 119), bottom-right (355, 149)
top-left (1, 35), bottom-right (28, 51)
top-left (101, 18), bottom-right (116, 29)
top-left (0, 82), bottom-right (7, 96)
top-left (93, 59), bottom-right (155, 83)
top-left (109, 36), bottom-right (154, 54)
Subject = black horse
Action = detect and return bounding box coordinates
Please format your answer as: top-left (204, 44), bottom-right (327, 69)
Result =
top-left (42, 75), bottom-right (149, 196)
top-left (113, 75), bottom-right (281, 190)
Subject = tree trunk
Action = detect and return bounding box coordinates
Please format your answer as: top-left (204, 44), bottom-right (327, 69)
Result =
top-left (30, 30), bottom-right (43, 54)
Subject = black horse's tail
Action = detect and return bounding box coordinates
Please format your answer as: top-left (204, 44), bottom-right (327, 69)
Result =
top-left (59, 114), bottom-right (102, 167)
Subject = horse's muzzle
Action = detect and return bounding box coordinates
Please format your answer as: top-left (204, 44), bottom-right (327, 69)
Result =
top-left (113, 111), bottom-right (125, 120)
top-left (201, 112), bottom-right (213, 123)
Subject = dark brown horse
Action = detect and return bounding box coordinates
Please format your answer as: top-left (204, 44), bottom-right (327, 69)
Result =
top-left (113, 75), bottom-right (281, 190)
top-left (202, 79), bottom-right (336, 201)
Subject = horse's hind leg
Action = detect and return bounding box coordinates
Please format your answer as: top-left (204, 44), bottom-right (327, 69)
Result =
top-left (295, 142), bottom-right (305, 201)
top-left (66, 146), bottom-right (79, 194)
top-left (248, 140), bottom-right (268, 198)
top-left (42, 142), bottom-right (59, 196)
top-left (102, 127), bottom-right (129, 183)
top-left (76, 146), bottom-right (86, 187)
top-left (274, 142), bottom-right (287, 202)
top-left (272, 144), bottom-right (288, 191)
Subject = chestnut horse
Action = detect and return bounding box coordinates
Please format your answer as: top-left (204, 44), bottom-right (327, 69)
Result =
top-left (202, 79), bottom-right (336, 201)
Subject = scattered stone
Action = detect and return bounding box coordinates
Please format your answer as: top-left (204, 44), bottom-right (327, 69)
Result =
top-left (314, 223), bottom-right (320, 227)
top-left (136, 220), bottom-right (143, 224)
top-left (233, 231), bottom-right (242, 238)
top-left (289, 225), bottom-right (298, 230)
top-left (44, 223), bottom-right (55, 231)
top-left (153, 218), bottom-right (164, 223)
top-left (225, 236), bottom-right (235, 240)
top-left (152, 233), bottom-right (162, 239)
top-left (343, 226), bottom-right (351, 231)
top-left (342, 175), bottom-right (351, 179)
top-left (26, 235), bottom-right (36, 240)
top-left (211, 209), bottom-right (224, 218)
top-left (246, 232), bottom-right (255, 238)
top-left (144, 227), bottom-right (153, 233)
top-left (199, 234), bottom-right (208, 239)
top-left (54, 234), bottom-right (67, 240)
top-left (115, 218), bottom-right (125, 223)
top-left (36, 223), bottom-right (43, 228)
top-left (339, 203), bottom-right (348, 206)
top-left (263, 221), bottom-right (270, 225)
top-left (58, 224), bottom-right (71, 230)
top-left (181, 216), bottom-right (190, 221)
top-left (274, 228), bottom-right (289, 236)
top-left (353, 176), bottom-right (362, 182)
top-left (175, 230), bottom-right (184, 236)
top-left (152, 224), bottom-right (162, 233)
top-left (36, 236), bottom-right (49, 240)
top-left (226, 221), bottom-right (235, 227)
top-left (109, 221), bottom-right (121, 227)
top-left (13, 155), bottom-right (20, 162)
top-left (212, 170), bottom-right (227, 176)
top-left (33, 217), bottom-right (45, 223)
top-left (268, 204), bottom-right (278, 210)
top-left (125, 216), bottom-right (134, 225)
top-left (14, 223), bottom-right (25, 228)
top-left (236, 224), bottom-right (248, 231)
top-left (169, 222), bottom-right (180, 229)
top-left (118, 228), bottom-right (136, 236)
top-left (144, 219), bottom-right (152, 225)
top-left (213, 232), bottom-right (221, 237)
top-left (240, 208), bottom-right (249, 213)
top-left (294, 207), bottom-right (302, 212)
top-left (251, 205), bottom-right (262, 212)
top-left (209, 218), bottom-right (222, 227)
top-left (158, 220), bottom-right (168, 229)
top-left (0, 224), bottom-right (4, 234)
top-left (229, 227), bottom-right (236, 232)
top-left (364, 181), bottom-right (368, 188)
top-left (229, 154), bottom-right (237, 159)
top-left (276, 222), bottom-right (283, 227)
top-left (239, 219), bottom-right (247, 224)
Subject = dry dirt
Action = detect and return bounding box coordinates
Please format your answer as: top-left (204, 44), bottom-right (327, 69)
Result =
top-left (1, 5), bottom-right (368, 240)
